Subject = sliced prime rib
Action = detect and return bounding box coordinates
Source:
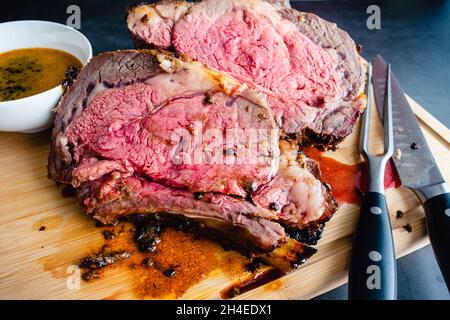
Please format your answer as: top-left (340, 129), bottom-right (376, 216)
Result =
top-left (50, 50), bottom-right (279, 198)
top-left (127, 0), bottom-right (366, 150)
top-left (77, 176), bottom-right (286, 251)
top-left (49, 50), bottom-right (337, 261)
top-left (76, 139), bottom-right (337, 247)
top-left (252, 140), bottom-right (337, 244)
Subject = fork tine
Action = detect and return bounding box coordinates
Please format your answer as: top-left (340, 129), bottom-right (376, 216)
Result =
top-left (383, 64), bottom-right (394, 156)
top-left (359, 64), bottom-right (372, 154)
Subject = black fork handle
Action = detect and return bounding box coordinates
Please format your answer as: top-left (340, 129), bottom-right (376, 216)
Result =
top-left (348, 192), bottom-right (397, 300)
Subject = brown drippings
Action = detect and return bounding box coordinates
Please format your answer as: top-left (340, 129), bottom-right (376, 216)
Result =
top-left (244, 258), bottom-right (263, 273)
top-left (220, 268), bottom-right (285, 299)
top-left (264, 279), bottom-right (283, 291)
top-left (32, 215), bottom-right (64, 231)
top-left (133, 228), bottom-right (222, 298)
top-left (82, 270), bottom-right (102, 281)
top-left (79, 250), bottom-right (131, 271)
top-left (304, 147), bottom-right (401, 205)
top-left (78, 221), bottom-right (248, 299)
top-left (103, 230), bottom-right (116, 240)
top-left (217, 251), bottom-right (251, 278)
top-left (77, 224), bottom-right (135, 281)
top-left (39, 255), bottom-right (68, 280)
top-left (75, 212), bottom-right (284, 299)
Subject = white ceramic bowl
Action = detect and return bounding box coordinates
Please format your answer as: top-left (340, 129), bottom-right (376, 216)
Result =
top-left (0, 20), bottom-right (92, 133)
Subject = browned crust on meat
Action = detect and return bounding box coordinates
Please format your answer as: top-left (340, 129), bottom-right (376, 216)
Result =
top-left (279, 10), bottom-right (366, 150)
top-left (76, 178), bottom-right (287, 253)
top-left (48, 50), bottom-right (163, 185)
top-left (261, 238), bottom-right (317, 272)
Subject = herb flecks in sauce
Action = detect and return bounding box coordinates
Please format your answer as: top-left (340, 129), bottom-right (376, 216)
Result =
top-left (0, 48), bottom-right (82, 102)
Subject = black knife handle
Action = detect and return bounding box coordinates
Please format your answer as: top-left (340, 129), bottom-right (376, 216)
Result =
top-left (423, 192), bottom-right (450, 290)
top-left (349, 192), bottom-right (397, 300)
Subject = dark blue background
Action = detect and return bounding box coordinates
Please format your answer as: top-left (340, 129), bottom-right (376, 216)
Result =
top-left (2, 0), bottom-right (449, 299)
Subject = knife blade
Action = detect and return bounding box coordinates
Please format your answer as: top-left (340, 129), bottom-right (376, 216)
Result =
top-left (372, 55), bottom-right (450, 291)
top-left (372, 55), bottom-right (445, 190)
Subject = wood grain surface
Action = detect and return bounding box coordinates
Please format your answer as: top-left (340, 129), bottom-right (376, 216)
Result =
top-left (0, 94), bottom-right (448, 300)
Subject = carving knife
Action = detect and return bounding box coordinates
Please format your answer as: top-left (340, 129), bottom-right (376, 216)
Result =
top-left (372, 54), bottom-right (450, 290)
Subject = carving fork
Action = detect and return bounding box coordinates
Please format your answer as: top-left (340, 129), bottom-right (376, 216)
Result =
top-left (348, 64), bottom-right (397, 300)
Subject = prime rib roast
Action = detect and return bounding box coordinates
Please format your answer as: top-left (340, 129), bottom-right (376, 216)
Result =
top-left (49, 0), bottom-right (365, 269)
top-left (127, 0), bottom-right (366, 149)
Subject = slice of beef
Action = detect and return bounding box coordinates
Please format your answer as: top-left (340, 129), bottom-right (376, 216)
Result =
top-left (49, 49), bottom-right (337, 255)
top-left (127, 0), bottom-right (366, 150)
top-left (50, 50), bottom-right (279, 198)
top-left (77, 176), bottom-right (286, 252)
top-left (48, 50), bottom-right (285, 252)
top-left (251, 140), bottom-right (337, 244)
top-left (78, 176), bottom-right (317, 264)
top-left (49, 50), bottom-right (163, 185)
